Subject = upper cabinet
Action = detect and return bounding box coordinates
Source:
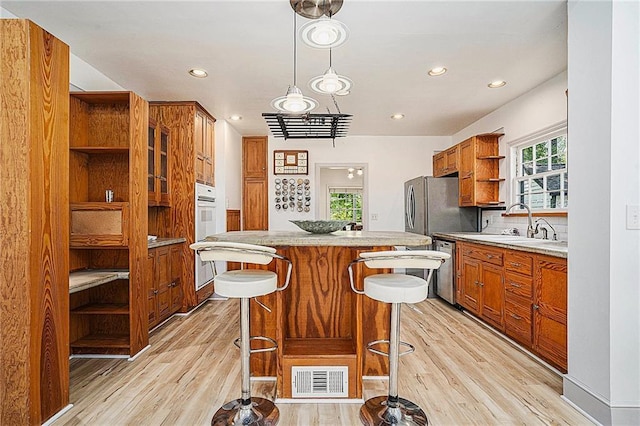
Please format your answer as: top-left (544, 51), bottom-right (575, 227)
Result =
top-left (148, 118), bottom-right (171, 206)
top-left (433, 133), bottom-right (504, 207)
top-left (433, 145), bottom-right (459, 177)
top-left (195, 109), bottom-right (215, 186)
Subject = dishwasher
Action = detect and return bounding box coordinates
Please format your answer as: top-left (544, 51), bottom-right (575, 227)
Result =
top-left (434, 239), bottom-right (456, 304)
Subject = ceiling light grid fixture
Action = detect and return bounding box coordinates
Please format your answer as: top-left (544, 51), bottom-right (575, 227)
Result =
top-left (271, 11), bottom-right (318, 113)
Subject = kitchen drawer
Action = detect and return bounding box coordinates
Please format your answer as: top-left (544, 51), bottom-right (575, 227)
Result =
top-left (505, 251), bottom-right (533, 276)
top-left (462, 243), bottom-right (503, 266)
top-left (505, 298), bottom-right (532, 345)
top-left (505, 272), bottom-right (533, 299)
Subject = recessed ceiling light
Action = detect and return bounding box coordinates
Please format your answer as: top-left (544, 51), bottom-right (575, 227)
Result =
top-left (391, 113), bottom-right (405, 120)
top-left (488, 80), bottom-right (507, 88)
top-left (229, 115), bottom-right (242, 121)
top-left (428, 67), bottom-right (447, 76)
top-left (188, 68), bottom-right (208, 78)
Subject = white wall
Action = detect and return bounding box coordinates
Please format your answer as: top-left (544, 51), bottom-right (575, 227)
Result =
top-left (564, 1), bottom-right (640, 424)
top-left (268, 135), bottom-right (451, 232)
top-left (222, 122), bottom-right (242, 211)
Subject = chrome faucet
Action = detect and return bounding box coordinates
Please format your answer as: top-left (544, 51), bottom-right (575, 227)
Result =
top-left (505, 202), bottom-right (535, 238)
top-left (534, 218), bottom-right (557, 240)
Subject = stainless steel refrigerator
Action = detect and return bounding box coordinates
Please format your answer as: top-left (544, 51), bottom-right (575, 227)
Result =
top-left (404, 176), bottom-right (480, 301)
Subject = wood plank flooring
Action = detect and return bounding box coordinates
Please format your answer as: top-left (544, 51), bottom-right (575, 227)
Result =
top-left (55, 299), bottom-right (591, 425)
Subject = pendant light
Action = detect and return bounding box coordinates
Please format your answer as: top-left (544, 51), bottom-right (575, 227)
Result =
top-left (300, 15), bottom-right (349, 49)
top-left (271, 12), bottom-right (318, 113)
top-left (309, 47), bottom-right (352, 95)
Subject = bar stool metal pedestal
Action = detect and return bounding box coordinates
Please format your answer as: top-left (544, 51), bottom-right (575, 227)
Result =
top-left (348, 250), bottom-right (450, 426)
top-left (191, 241), bottom-right (292, 426)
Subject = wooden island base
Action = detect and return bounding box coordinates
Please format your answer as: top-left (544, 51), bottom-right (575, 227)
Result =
top-left (205, 231), bottom-right (431, 400)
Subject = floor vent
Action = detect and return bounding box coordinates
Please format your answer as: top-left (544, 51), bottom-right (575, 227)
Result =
top-left (291, 366), bottom-right (348, 398)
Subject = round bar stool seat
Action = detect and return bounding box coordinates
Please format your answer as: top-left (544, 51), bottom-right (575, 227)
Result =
top-left (364, 274), bottom-right (428, 304)
top-left (215, 270), bottom-right (277, 299)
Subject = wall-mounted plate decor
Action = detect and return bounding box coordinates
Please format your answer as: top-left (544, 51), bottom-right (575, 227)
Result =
top-left (274, 150), bottom-right (308, 175)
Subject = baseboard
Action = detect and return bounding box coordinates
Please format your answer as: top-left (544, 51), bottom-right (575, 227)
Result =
top-left (127, 344), bottom-right (151, 362)
top-left (42, 403), bottom-right (73, 426)
top-left (275, 398), bottom-right (364, 404)
top-left (563, 375), bottom-right (640, 425)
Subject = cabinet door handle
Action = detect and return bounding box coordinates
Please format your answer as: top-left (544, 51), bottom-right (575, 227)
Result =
top-left (510, 262), bottom-right (521, 267)
top-left (533, 304), bottom-right (540, 310)
top-left (510, 313), bottom-right (522, 320)
top-left (509, 282), bottom-right (522, 288)
top-left (474, 280), bottom-right (479, 286)
top-left (479, 282), bottom-right (484, 287)
top-left (154, 290), bottom-right (159, 295)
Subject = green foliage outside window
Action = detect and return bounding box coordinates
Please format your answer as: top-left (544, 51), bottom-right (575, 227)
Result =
top-left (330, 192), bottom-right (362, 222)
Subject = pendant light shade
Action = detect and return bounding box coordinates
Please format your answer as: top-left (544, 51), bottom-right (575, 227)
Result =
top-left (309, 68), bottom-right (352, 94)
top-left (300, 16), bottom-right (349, 49)
top-left (271, 85), bottom-right (318, 113)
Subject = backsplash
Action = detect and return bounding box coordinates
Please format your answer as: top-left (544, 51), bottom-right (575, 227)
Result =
top-left (480, 210), bottom-right (568, 241)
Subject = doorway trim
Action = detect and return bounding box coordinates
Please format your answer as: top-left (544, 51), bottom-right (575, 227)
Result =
top-left (315, 163), bottom-right (369, 230)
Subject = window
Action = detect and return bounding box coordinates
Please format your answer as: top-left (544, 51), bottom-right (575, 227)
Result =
top-left (513, 130), bottom-right (567, 211)
top-left (329, 187), bottom-right (363, 223)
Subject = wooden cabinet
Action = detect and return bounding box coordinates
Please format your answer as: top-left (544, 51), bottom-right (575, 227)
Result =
top-left (457, 241), bottom-right (567, 372)
top-left (433, 151), bottom-right (446, 177)
top-left (147, 244), bottom-right (183, 329)
top-left (1, 19), bottom-right (70, 424)
top-left (459, 243), bottom-right (505, 330)
top-left (504, 251), bottom-right (534, 346)
top-left (242, 136), bottom-right (269, 230)
top-left (148, 118), bottom-right (171, 206)
top-left (195, 110), bottom-right (215, 186)
top-left (457, 133), bottom-right (504, 206)
top-left (149, 102), bottom-right (216, 311)
top-left (68, 91), bottom-right (149, 357)
top-left (433, 145), bottom-right (459, 177)
top-left (533, 256), bottom-right (567, 370)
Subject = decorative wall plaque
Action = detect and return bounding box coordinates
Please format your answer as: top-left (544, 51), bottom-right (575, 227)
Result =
top-left (273, 150), bottom-right (308, 175)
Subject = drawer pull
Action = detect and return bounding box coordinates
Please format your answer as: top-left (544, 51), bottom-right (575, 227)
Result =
top-left (510, 262), bottom-right (521, 267)
top-left (509, 282), bottom-right (522, 288)
top-left (486, 254), bottom-right (494, 259)
top-left (510, 313), bottom-right (523, 320)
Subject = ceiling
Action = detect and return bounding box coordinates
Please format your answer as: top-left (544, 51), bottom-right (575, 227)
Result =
top-left (2, 0), bottom-right (567, 137)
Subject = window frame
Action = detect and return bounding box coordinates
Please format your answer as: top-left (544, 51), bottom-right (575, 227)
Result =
top-left (326, 186), bottom-right (363, 223)
top-left (507, 121), bottom-right (568, 213)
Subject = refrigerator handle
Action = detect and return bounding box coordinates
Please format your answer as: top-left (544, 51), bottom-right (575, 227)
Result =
top-left (406, 185), bottom-right (415, 229)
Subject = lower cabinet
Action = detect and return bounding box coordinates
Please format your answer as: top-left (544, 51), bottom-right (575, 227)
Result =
top-left (458, 241), bottom-right (567, 372)
top-left (147, 244), bottom-right (183, 329)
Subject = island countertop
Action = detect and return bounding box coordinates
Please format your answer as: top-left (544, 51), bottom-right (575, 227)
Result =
top-left (205, 230), bottom-right (431, 247)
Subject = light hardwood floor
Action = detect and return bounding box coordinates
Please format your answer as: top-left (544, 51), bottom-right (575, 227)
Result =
top-left (56, 299), bottom-right (591, 425)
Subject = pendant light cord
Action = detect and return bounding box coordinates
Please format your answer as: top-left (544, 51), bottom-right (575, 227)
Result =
top-left (293, 11), bottom-right (297, 86)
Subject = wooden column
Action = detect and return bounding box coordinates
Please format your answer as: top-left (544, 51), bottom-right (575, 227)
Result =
top-left (0, 19), bottom-right (70, 424)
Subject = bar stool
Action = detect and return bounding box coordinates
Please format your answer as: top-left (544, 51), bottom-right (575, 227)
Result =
top-left (348, 250), bottom-right (450, 426)
top-left (191, 241), bottom-right (292, 426)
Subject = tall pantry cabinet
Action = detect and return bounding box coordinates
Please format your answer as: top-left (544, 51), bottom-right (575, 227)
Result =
top-left (0, 19), bottom-right (70, 425)
top-left (149, 102), bottom-right (217, 309)
top-left (68, 92), bottom-right (149, 357)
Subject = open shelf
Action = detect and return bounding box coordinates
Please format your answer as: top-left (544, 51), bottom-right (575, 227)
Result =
top-left (71, 303), bottom-right (129, 315)
top-left (283, 338), bottom-right (356, 356)
top-left (70, 334), bottom-right (130, 349)
top-left (70, 146), bottom-right (129, 154)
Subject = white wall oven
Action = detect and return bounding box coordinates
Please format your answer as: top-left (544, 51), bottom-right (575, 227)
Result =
top-left (194, 183), bottom-right (216, 291)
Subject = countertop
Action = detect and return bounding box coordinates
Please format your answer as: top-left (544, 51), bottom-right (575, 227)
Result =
top-left (433, 232), bottom-right (567, 258)
top-left (69, 269), bottom-right (130, 294)
top-left (148, 237), bottom-right (186, 249)
top-left (205, 230), bottom-right (431, 247)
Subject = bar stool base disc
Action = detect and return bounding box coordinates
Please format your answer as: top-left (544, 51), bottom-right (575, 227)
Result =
top-left (359, 396), bottom-right (428, 426)
top-left (211, 397), bottom-right (279, 426)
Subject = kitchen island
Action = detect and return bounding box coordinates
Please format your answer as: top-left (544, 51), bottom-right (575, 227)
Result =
top-left (204, 230), bottom-right (431, 400)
